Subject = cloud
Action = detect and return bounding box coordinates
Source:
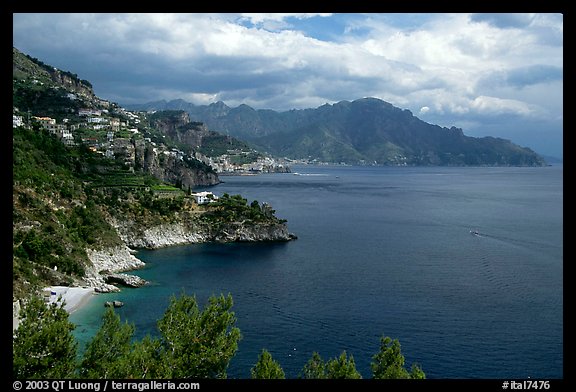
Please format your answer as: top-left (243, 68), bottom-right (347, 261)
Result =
top-left (239, 13), bottom-right (332, 25)
top-left (504, 65), bottom-right (563, 88)
top-left (469, 96), bottom-right (540, 116)
top-left (12, 12), bottom-right (563, 157)
top-left (470, 13), bottom-right (536, 29)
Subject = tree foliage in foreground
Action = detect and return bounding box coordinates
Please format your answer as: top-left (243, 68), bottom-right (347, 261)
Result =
top-left (13, 296), bottom-right (77, 379)
top-left (13, 293), bottom-right (425, 379)
top-left (251, 349), bottom-right (286, 379)
top-left (157, 293), bottom-right (241, 379)
top-left (79, 307), bottom-right (135, 378)
top-left (299, 350), bottom-right (362, 379)
top-left (371, 336), bottom-right (425, 379)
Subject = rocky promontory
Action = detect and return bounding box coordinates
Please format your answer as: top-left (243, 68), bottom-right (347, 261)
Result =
top-left (109, 216), bottom-right (297, 249)
top-left (79, 211), bottom-right (296, 294)
top-left (83, 245), bottom-right (145, 293)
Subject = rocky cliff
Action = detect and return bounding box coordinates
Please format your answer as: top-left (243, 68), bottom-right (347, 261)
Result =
top-left (150, 111), bottom-right (215, 148)
top-left (141, 144), bottom-right (220, 187)
top-left (83, 245), bottom-right (146, 292)
top-left (77, 216), bottom-right (296, 293)
top-left (109, 216), bottom-right (296, 249)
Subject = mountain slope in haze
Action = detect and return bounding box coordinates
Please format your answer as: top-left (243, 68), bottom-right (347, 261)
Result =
top-left (127, 98), bottom-right (546, 166)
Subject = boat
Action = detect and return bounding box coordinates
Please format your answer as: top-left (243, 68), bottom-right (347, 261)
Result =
top-left (470, 229), bottom-right (480, 236)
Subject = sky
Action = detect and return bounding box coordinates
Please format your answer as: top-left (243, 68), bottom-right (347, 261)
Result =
top-left (12, 13), bottom-right (563, 158)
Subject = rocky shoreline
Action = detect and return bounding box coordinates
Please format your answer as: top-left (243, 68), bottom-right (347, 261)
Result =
top-left (79, 219), bottom-right (295, 300)
top-left (111, 218), bottom-right (297, 249)
top-left (83, 245), bottom-right (146, 293)
top-left (13, 215), bottom-right (296, 324)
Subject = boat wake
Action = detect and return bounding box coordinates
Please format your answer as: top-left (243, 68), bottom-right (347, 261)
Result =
top-left (292, 172), bottom-right (329, 176)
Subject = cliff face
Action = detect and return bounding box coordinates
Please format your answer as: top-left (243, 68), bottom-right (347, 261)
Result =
top-left (142, 145), bottom-right (220, 187)
top-left (49, 70), bottom-right (95, 100)
top-left (109, 216), bottom-right (296, 249)
top-left (150, 111), bottom-right (212, 147)
top-left (84, 245), bottom-right (146, 292)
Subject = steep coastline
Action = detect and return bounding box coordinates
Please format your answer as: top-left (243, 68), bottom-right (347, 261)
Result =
top-left (111, 218), bottom-right (297, 249)
top-left (13, 210), bottom-right (296, 328)
top-left (79, 217), bottom-right (296, 294)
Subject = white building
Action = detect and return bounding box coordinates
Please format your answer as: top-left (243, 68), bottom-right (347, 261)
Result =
top-left (13, 115), bottom-right (24, 128)
top-left (78, 108), bottom-right (102, 117)
top-left (191, 191), bottom-right (218, 205)
top-left (87, 117), bottom-right (107, 124)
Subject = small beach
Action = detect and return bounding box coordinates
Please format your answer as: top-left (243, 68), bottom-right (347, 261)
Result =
top-left (13, 286), bottom-right (96, 331)
top-left (46, 286), bottom-right (96, 313)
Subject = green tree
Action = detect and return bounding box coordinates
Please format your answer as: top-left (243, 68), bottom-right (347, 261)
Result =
top-left (13, 295), bottom-right (77, 379)
top-left (371, 336), bottom-right (425, 379)
top-left (409, 363), bottom-right (426, 379)
top-left (325, 351), bottom-right (362, 379)
top-left (156, 293), bottom-right (241, 379)
top-left (79, 307), bottom-right (135, 378)
top-left (299, 351), bottom-right (326, 379)
top-left (250, 349), bottom-right (285, 379)
top-left (122, 335), bottom-right (167, 379)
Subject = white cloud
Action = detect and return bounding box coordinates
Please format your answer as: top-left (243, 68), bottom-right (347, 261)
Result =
top-left (469, 96), bottom-right (539, 116)
top-left (12, 12), bottom-right (563, 157)
top-left (239, 13), bottom-right (333, 24)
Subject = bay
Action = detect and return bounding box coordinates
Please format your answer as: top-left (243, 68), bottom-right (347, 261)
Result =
top-left (70, 165), bottom-right (563, 379)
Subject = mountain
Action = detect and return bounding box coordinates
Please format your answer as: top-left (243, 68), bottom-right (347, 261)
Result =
top-left (127, 98), bottom-right (546, 166)
top-left (13, 47), bottom-right (98, 117)
top-left (147, 110), bottom-right (252, 156)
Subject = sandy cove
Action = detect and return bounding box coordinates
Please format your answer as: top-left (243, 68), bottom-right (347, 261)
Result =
top-left (12, 286), bottom-right (96, 331)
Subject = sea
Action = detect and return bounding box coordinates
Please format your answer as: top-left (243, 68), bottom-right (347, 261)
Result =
top-left (70, 165), bottom-right (563, 379)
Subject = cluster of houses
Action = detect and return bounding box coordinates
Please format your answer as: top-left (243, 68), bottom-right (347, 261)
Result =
top-left (13, 107), bottom-right (141, 154)
top-left (13, 105), bottom-right (290, 176)
top-left (195, 150), bottom-right (290, 174)
top-left (13, 113), bottom-right (74, 146)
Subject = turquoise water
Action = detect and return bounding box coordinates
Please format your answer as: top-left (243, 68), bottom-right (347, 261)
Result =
top-left (70, 165), bottom-right (563, 379)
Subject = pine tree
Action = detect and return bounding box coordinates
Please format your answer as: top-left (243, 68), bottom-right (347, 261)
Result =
top-left (156, 292), bottom-right (241, 378)
top-left (371, 335), bottom-right (425, 379)
top-left (13, 295), bottom-right (77, 378)
top-left (250, 349), bottom-right (285, 379)
top-left (79, 307), bottom-right (135, 378)
top-left (299, 351), bottom-right (326, 379)
top-left (325, 351), bottom-right (362, 379)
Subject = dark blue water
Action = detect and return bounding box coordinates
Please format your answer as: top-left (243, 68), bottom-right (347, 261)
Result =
top-left (70, 165), bottom-right (563, 379)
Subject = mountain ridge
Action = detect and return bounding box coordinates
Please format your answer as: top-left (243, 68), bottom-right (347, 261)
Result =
top-left (125, 98), bottom-right (547, 166)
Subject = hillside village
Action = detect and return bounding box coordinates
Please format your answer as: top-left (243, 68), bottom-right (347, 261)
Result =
top-left (13, 103), bottom-right (289, 176)
top-left (12, 46), bottom-right (289, 180)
